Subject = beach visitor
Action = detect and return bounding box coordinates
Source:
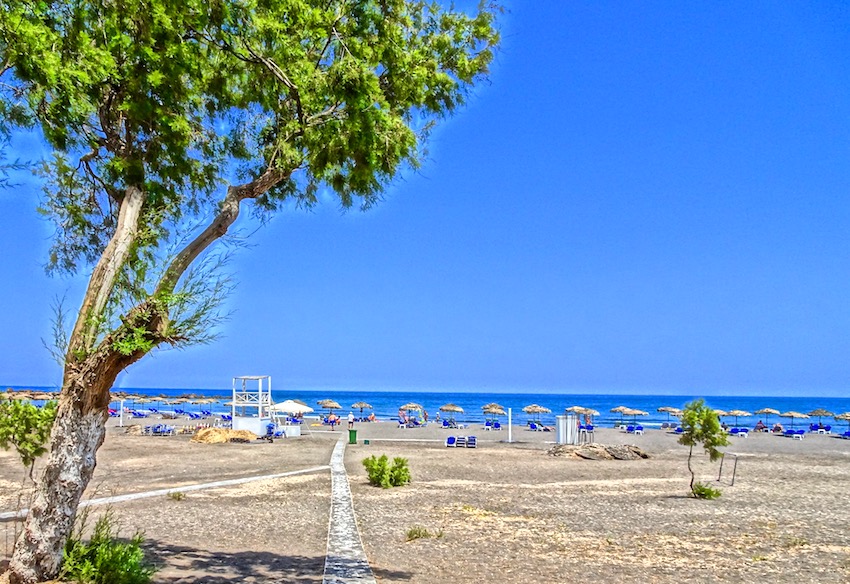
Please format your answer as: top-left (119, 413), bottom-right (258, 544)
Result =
top-left (328, 412), bottom-right (338, 430)
top-left (755, 420), bottom-right (766, 432)
top-left (348, 411), bottom-right (355, 429)
top-left (423, 410), bottom-right (429, 423)
top-left (772, 422), bottom-right (783, 433)
top-left (368, 412), bottom-right (376, 422)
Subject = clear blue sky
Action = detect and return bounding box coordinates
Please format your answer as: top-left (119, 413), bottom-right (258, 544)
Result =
top-left (2, 2), bottom-right (850, 396)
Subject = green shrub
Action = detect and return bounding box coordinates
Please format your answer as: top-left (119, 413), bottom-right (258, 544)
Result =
top-left (0, 399), bottom-right (57, 477)
top-left (61, 510), bottom-right (156, 584)
top-left (362, 454), bottom-right (411, 488)
top-left (406, 525), bottom-right (443, 541)
top-left (692, 481), bottom-right (722, 500)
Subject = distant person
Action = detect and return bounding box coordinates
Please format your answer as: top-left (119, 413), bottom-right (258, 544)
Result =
top-left (328, 413), bottom-right (338, 430)
top-left (368, 412), bottom-right (376, 422)
top-left (772, 422), bottom-right (783, 433)
top-left (423, 410), bottom-right (429, 423)
top-left (754, 420), bottom-right (766, 432)
top-left (348, 411), bottom-right (355, 429)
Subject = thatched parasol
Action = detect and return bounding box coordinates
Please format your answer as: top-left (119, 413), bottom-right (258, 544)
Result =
top-left (622, 408), bottom-right (649, 425)
top-left (439, 403), bottom-right (463, 422)
top-left (727, 409), bottom-right (752, 426)
top-left (834, 412), bottom-right (850, 431)
top-left (482, 405), bottom-right (506, 419)
top-left (523, 404), bottom-right (551, 422)
top-left (713, 409), bottom-right (728, 418)
top-left (400, 402), bottom-right (423, 411)
top-left (755, 407), bottom-right (780, 426)
top-left (807, 408), bottom-right (834, 424)
top-left (351, 401), bottom-right (373, 415)
top-left (610, 405), bottom-right (630, 425)
top-left (779, 411), bottom-right (809, 429)
top-left (318, 399), bottom-right (342, 411)
top-left (657, 406), bottom-right (682, 422)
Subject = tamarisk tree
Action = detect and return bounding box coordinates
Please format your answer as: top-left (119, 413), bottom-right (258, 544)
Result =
top-left (0, 1), bottom-right (499, 581)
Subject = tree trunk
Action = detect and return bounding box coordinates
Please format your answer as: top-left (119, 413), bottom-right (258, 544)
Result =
top-left (6, 360), bottom-right (126, 583)
top-left (687, 444), bottom-right (695, 495)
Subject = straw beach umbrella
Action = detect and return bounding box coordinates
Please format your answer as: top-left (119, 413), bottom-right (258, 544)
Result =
top-left (755, 407), bottom-right (780, 427)
top-left (834, 412), bottom-right (850, 431)
top-left (610, 405), bottom-right (630, 425)
top-left (318, 399), bottom-right (342, 414)
top-left (623, 408), bottom-right (649, 425)
top-left (807, 408), bottom-right (834, 425)
top-left (400, 402), bottom-right (423, 411)
top-left (727, 410), bottom-right (752, 427)
top-left (565, 405), bottom-right (598, 424)
top-left (439, 403), bottom-right (464, 423)
top-left (657, 406), bottom-right (682, 422)
top-left (351, 401), bottom-right (372, 416)
top-left (779, 411), bottom-right (809, 429)
top-left (523, 404), bottom-right (551, 422)
top-left (482, 404), bottom-right (505, 422)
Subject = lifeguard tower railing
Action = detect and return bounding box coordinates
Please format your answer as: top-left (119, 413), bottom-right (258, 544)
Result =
top-left (231, 375), bottom-right (273, 435)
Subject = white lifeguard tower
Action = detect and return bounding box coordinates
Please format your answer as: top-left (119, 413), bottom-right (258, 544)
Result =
top-left (231, 375), bottom-right (273, 436)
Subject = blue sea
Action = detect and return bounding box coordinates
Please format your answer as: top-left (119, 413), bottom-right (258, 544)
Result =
top-left (9, 385), bottom-right (850, 428)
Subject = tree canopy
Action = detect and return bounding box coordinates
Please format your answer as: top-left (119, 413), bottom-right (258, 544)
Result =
top-left (1, 0), bottom-right (500, 357)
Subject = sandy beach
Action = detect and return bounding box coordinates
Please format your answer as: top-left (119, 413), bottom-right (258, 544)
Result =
top-left (2, 419), bottom-right (850, 583)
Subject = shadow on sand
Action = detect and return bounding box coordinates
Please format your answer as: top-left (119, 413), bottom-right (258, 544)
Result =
top-left (144, 540), bottom-right (412, 583)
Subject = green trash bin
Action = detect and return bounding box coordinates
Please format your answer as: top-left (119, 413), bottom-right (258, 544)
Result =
top-left (348, 429), bottom-right (357, 444)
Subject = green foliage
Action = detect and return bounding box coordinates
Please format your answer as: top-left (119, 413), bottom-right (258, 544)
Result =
top-left (692, 481), bottom-right (722, 500)
top-left (61, 510), bottom-right (156, 584)
top-left (166, 491), bottom-right (185, 501)
top-left (1, 0), bottom-right (501, 359)
top-left (678, 398), bottom-right (730, 498)
top-left (406, 525), bottom-right (443, 541)
top-left (0, 399), bottom-right (57, 475)
top-left (362, 454), bottom-right (411, 488)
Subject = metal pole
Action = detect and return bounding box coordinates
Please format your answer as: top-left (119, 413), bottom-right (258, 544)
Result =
top-left (731, 455), bottom-right (739, 486)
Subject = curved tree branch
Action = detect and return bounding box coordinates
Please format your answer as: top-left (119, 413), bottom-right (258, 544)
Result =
top-left (155, 167), bottom-right (287, 296)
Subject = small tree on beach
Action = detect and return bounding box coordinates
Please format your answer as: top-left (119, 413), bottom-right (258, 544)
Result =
top-left (0, 399), bottom-right (57, 480)
top-left (0, 2), bottom-right (500, 581)
top-left (678, 399), bottom-right (729, 498)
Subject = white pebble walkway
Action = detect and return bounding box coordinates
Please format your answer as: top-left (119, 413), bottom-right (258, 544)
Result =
top-left (322, 438), bottom-right (377, 584)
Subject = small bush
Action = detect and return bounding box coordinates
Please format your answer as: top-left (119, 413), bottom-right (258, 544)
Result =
top-left (406, 525), bottom-right (443, 541)
top-left (61, 510), bottom-right (156, 584)
top-left (692, 481), bottom-right (722, 500)
top-left (166, 491), bottom-right (185, 501)
top-left (362, 454), bottom-right (411, 488)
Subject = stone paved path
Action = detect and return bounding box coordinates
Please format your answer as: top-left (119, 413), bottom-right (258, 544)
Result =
top-left (322, 438), bottom-right (377, 584)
